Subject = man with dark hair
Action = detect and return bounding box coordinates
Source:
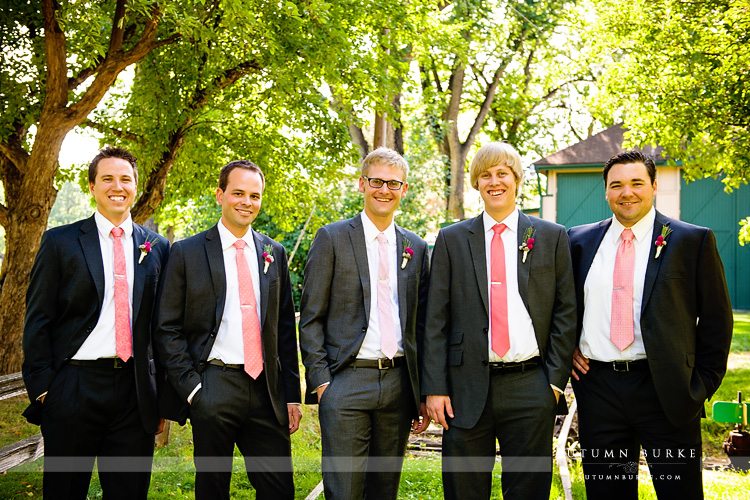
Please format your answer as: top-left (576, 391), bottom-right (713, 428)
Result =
top-left (22, 146), bottom-right (170, 499)
top-left (569, 150), bottom-right (733, 499)
top-left (299, 147), bottom-right (430, 499)
top-left (155, 160), bottom-right (301, 500)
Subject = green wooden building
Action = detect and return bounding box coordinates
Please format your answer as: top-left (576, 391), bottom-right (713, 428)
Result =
top-left (533, 125), bottom-right (750, 310)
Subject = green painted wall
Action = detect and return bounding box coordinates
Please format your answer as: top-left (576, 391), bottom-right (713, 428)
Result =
top-left (556, 172), bottom-right (610, 228)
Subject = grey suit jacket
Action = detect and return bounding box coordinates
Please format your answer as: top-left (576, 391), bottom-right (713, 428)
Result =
top-left (154, 224), bottom-right (300, 425)
top-left (298, 214), bottom-right (429, 415)
top-left (569, 210), bottom-right (733, 427)
top-left (421, 212), bottom-right (577, 429)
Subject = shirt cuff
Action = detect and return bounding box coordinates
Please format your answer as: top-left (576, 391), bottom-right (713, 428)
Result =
top-left (550, 384), bottom-right (563, 395)
top-left (36, 391), bottom-right (48, 402)
top-left (187, 383), bottom-right (202, 404)
top-left (310, 382), bottom-right (330, 394)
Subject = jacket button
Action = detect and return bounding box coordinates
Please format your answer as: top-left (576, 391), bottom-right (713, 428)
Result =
top-left (361, 327), bottom-right (367, 332)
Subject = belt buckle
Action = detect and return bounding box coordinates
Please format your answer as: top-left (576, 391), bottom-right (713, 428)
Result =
top-left (378, 358), bottom-right (391, 370)
top-left (612, 361), bottom-right (629, 372)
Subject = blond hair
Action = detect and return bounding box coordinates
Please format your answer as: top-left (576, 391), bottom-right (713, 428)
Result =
top-left (360, 147), bottom-right (409, 178)
top-left (469, 142), bottom-right (523, 194)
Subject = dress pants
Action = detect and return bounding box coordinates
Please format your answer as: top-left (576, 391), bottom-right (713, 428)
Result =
top-left (188, 365), bottom-right (294, 500)
top-left (572, 362), bottom-right (703, 500)
top-left (441, 365), bottom-right (557, 500)
top-left (40, 361), bottom-right (154, 500)
top-left (318, 364), bottom-right (413, 500)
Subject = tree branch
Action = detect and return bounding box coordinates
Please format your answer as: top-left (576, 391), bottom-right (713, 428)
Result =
top-left (0, 201), bottom-right (8, 230)
top-left (82, 119), bottom-right (146, 145)
top-left (41, 0), bottom-right (68, 110)
top-left (108, 0), bottom-right (128, 53)
top-left (0, 134), bottom-right (29, 173)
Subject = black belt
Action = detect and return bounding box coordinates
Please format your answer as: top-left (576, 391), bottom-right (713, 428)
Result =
top-left (351, 357), bottom-right (404, 369)
top-left (69, 357), bottom-right (132, 369)
top-left (207, 359), bottom-right (244, 371)
top-left (489, 356), bottom-right (541, 374)
top-left (588, 359), bottom-right (648, 372)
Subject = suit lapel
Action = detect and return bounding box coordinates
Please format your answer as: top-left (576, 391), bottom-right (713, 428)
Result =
top-left (641, 211), bottom-right (669, 312)
top-left (131, 224), bottom-right (147, 322)
top-left (395, 226), bottom-right (408, 333)
top-left (516, 212), bottom-right (532, 311)
top-left (79, 215), bottom-right (105, 307)
top-left (468, 215), bottom-right (489, 315)
top-left (349, 215), bottom-right (372, 322)
top-left (204, 225), bottom-right (227, 328)
top-left (252, 230), bottom-right (270, 329)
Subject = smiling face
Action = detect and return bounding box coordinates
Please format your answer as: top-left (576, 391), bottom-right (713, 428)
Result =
top-left (216, 167), bottom-right (263, 238)
top-left (605, 161), bottom-right (657, 227)
top-left (89, 157), bottom-right (137, 226)
top-left (359, 162), bottom-right (408, 230)
top-left (477, 164), bottom-right (518, 221)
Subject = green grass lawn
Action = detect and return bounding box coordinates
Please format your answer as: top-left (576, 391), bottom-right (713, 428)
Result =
top-left (2, 312), bottom-right (750, 499)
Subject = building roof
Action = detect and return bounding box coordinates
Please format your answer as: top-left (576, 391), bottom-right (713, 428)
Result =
top-left (533, 124), bottom-right (669, 168)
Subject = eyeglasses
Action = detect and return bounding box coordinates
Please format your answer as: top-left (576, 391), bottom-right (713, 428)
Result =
top-left (362, 176), bottom-right (405, 190)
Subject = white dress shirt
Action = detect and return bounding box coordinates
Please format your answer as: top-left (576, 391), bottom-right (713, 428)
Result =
top-left (73, 211), bottom-right (135, 360)
top-left (358, 211), bottom-right (404, 359)
top-left (580, 207), bottom-right (655, 361)
top-left (209, 220), bottom-right (263, 364)
top-left (483, 210), bottom-right (539, 363)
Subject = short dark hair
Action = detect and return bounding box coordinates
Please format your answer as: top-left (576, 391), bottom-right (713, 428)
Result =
top-left (88, 146), bottom-right (138, 184)
top-left (603, 150), bottom-right (656, 185)
top-left (218, 160), bottom-right (265, 191)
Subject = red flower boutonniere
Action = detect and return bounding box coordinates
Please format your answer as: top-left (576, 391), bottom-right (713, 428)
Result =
top-left (262, 244), bottom-right (275, 274)
top-left (138, 236), bottom-right (158, 264)
top-left (518, 227), bottom-right (536, 264)
top-left (654, 225), bottom-right (673, 259)
top-left (401, 238), bottom-right (414, 269)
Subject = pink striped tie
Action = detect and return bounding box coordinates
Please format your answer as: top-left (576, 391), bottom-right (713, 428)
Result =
top-left (490, 224), bottom-right (510, 357)
top-left (376, 233), bottom-right (398, 359)
top-left (234, 240), bottom-right (263, 378)
top-left (111, 227), bottom-right (131, 362)
top-left (611, 228), bottom-right (636, 350)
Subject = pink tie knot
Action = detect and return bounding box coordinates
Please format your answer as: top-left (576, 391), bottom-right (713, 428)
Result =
top-left (111, 227), bottom-right (124, 238)
top-left (621, 228), bottom-right (634, 243)
top-left (234, 239), bottom-right (246, 250)
top-left (493, 223), bottom-right (506, 236)
top-left (376, 233), bottom-right (387, 244)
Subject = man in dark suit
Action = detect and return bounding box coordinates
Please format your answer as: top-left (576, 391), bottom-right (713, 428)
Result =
top-left (154, 160), bottom-right (301, 500)
top-left (299, 147), bottom-right (430, 499)
top-left (423, 142), bottom-right (577, 500)
top-left (22, 146), bottom-right (169, 499)
top-left (569, 150), bottom-right (733, 499)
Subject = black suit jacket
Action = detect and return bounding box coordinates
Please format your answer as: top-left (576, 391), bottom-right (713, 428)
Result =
top-left (298, 215), bottom-right (430, 414)
top-left (154, 225), bottom-right (300, 425)
top-left (22, 215), bottom-right (170, 432)
top-left (421, 212), bottom-right (577, 428)
top-left (568, 210), bottom-right (733, 427)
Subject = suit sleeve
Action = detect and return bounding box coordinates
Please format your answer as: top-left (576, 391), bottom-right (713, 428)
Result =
top-left (415, 238), bottom-right (430, 386)
top-left (275, 243), bottom-right (302, 403)
top-left (694, 229), bottom-right (733, 398)
top-left (543, 227), bottom-right (578, 390)
top-left (22, 232), bottom-right (61, 402)
top-left (421, 229), bottom-right (451, 396)
top-left (298, 226), bottom-right (335, 395)
top-left (153, 242), bottom-right (201, 402)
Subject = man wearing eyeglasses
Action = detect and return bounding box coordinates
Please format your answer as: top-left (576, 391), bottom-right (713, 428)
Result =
top-left (299, 147), bottom-right (430, 499)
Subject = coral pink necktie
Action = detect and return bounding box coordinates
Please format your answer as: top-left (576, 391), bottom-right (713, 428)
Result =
top-left (111, 227), bottom-right (131, 362)
top-left (376, 233), bottom-right (398, 359)
top-left (490, 223), bottom-right (510, 358)
top-left (234, 240), bottom-right (263, 379)
top-left (611, 228), bottom-right (636, 350)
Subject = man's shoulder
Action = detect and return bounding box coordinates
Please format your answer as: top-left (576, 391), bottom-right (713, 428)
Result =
top-left (134, 224), bottom-right (170, 246)
top-left (439, 216), bottom-right (478, 237)
top-left (524, 214), bottom-right (565, 234)
top-left (568, 219), bottom-right (609, 243)
top-left (44, 216), bottom-right (93, 238)
top-left (252, 230), bottom-right (286, 252)
top-left (172, 227), bottom-right (215, 251)
top-left (396, 225), bottom-right (427, 248)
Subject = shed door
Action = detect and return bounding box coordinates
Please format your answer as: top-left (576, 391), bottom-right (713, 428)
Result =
top-left (556, 172), bottom-right (611, 228)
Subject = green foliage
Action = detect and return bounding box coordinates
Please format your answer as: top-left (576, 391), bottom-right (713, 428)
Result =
top-left (47, 181), bottom-right (93, 229)
top-left (593, 0), bottom-right (750, 191)
top-left (740, 217), bottom-right (750, 246)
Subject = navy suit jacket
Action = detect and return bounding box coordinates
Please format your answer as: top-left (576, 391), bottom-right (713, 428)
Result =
top-left (22, 215), bottom-right (170, 432)
top-left (568, 210), bottom-right (733, 427)
top-left (154, 224), bottom-right (300, 425)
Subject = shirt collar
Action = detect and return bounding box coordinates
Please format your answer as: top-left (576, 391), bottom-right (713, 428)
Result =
top-left (361, 210), bottom-right (396, 244)
top-left (610, 206), bottom-right (656, 243)
top-left (483, 208), bottom-right (519, 235)
top-left (95, 211), bottom-right (133, 240)
top-left (218, 219), bottom-right (255, 252)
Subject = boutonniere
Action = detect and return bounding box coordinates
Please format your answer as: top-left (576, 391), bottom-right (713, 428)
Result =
top-left (262, 244), bottom-right (275, 274)
top-left (518, 227), bottom-right (536, 264)
top-left (401, 238), bottom-right (414, 269)
top-left (138, 236), bottom-right (158, 264)
top-left (654, 225), bottom-right (673, 259)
